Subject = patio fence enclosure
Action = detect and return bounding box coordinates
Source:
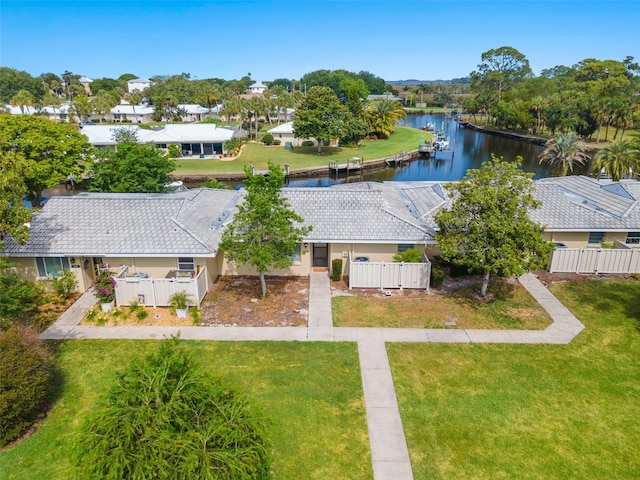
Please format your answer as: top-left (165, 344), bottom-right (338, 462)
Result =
top-left (550, 247), bottom-right (640, 274)
top-left (348, 253), bottom-right (431, 290)
top-left (114, 266), bottom-right (209, 307)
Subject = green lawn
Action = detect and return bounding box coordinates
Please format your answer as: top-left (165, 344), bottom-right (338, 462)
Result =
top-left (175, 126), bottom-right (426, 174)
top-left (333, 282), bottom-right (552, 329)
top-left (0, 341), bottom-right (371, 480)
top-left (388, 279), bottom-right (640, 479)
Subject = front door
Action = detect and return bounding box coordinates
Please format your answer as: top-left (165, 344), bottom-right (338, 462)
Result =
top-left (312, 243), bottom-right (328, 267)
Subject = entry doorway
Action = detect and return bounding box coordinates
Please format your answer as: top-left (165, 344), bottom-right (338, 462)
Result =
top-left (312, 243), bottom-right (328, 267)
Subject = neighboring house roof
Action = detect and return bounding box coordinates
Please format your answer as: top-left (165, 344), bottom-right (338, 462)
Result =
top-left (532, 176), bottom-right (640, 232)
top-left (128, 77), bottom-right (152, 84)
top-left (284, 183), bottom-right (436, 244)
top-left (268, 122), bottom-right (294, 134)
top-left (78, 76), bottom-right (93, 83)
top-left (367, 94), bottom-right (402, 101)
top-left (4, 104), bottom-right (38, 115)
top-left (110, 104), bottom-right (155, 116)
top-left (40, 102), bottom-right (73, 114)
top-left (3, 189), bottom-right (244, 257)
top-left (178, 104), bottom-right (211, 115)
top-left (81, 124), bottom-right (235, 146)
top-left (248, 81), bottom-right (268, 90)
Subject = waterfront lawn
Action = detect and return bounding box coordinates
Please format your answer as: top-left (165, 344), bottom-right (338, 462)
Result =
top-left (333, 281), bottom-right (552, 329)
top-left (388, 280), bottom-right (640, 479)
top-left (0, 341), bottom-right (371, 480)
top-left (174, 126), bottom-right (425, 174)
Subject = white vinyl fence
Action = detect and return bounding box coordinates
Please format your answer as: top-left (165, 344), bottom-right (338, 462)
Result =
top-left (550, 248), bottom-right (640, 274)
top-left (348, 254), bottom-right (431, 290)
top-left (114, 266), bottom-right (209, 307)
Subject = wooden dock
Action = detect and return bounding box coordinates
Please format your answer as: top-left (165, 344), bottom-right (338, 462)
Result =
top-left (329, 157), bottom-right (364, 174)
top-left (385, 151), bottom-right (412, 166)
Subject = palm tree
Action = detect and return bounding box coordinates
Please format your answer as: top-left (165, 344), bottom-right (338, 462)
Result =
top-left (10, 89), bottom-right (35, 114)
top-left (591, 140), bottom-right (640, 181)
top-left (91, 91), bottom-right (118, 123)
top-left (127, 90), bottom-right (144, 123)
top-left (538, 131), bottom-right (590, 176)
top-left (198, 85), bottom-right (222, 116)
top-left (364, 99), bottom-right (406, 138)
top-left (41, 92), bottom-right (62, 121)
top-left (71, 95), bottom-right (93, 123)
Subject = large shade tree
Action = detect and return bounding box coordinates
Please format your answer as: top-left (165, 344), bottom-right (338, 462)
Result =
top-left (470, 46), bottom-right (532, 103)
top-left (0, 150), bottom-right (32, 248)
top-left (220, 164), bottom-right (311, 297)
top-left (0, 114), bottom-right (92, 207)
top-left (293, 86), bottom-right (346, 154)
top-left (88, 129), bottom-right (175, 193)
top-left (435, 156), bottom-right (553, 297)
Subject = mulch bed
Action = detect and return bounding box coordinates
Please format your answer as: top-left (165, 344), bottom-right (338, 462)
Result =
top-left (200, 276), bottom-right (309, 327)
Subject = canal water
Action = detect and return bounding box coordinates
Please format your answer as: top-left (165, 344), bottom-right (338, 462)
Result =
top-left (282, 114), bottom-right (552, 188)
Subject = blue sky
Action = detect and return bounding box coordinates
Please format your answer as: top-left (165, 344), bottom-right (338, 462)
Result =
top-left (1, 0), bottom-right (638, 82)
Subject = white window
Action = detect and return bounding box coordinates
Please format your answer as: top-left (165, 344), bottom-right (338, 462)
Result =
top-left (36, 257), bottom-right (71, 277)
top-left (177, 257), bottom-right (195, 271)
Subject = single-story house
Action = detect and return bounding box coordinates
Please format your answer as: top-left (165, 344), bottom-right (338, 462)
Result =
top-left (178, 104), bottom-right (214, 123)
top-left (267, 122), bottom-right (319, 147)
top-left (5, 176), bottom-right (640, 300)
top-left (110, 103), bottom-right (155, 124)
top-left (127, 77), bottom-right (153, 93)
top-left (81, 124), bottom-right (235, 156)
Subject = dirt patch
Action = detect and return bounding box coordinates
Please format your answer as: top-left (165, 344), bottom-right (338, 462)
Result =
top-left (530, 270), bottom-right (638, 286)
top-left (200, 276), bottom-right (309, 327)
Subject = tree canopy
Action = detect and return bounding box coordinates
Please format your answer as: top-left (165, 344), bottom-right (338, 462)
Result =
top-left (293, 86), bottom-right (346, 154)
top-left (0, 150), bottom-right (31, 248)
top-left (0, 114), bottom-right (92, 207)
top-left (88, 129), bottom-right (175, 193)
top-left (76, 337), bottom-right (271, 480)
top-left (435, 156), bottom-right (553, 297)
top-left (220, 164), bottom-right (311, 297)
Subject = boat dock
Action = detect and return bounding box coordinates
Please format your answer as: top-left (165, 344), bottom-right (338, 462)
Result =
top-left (385, 151), bottom-right (411, 167)
top-left (329, 157), bottom-right (364, 174)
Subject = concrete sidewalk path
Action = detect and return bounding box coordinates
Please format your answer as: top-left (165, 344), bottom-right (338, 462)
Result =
top-left (39, 271), bottom-right (587, 480)
top-left (359, 332), bottom-right (413, 480)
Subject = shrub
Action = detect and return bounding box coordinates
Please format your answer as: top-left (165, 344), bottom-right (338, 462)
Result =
top-left (168, 291), bottom-right (191, 310)
top-left (332, 258), bottom-right (343, 281)
top-left (393, 248), bottom-right (423, 263)
top-left (75, 337), bottom-right (271, 479)
top-left (49, 270), bottom-right (78, 299)
top-left (167, 144), bottom-right (182, 158)
top-left (301, 140), bottom-right (314, 147)
top-left (0, 326), bottom-right (53, 447)
top-left (223, 138), bottom-right (242, 156)
top-left (189, 306), bottom-right (201, 325)
top-left (262, 132), bottom-right (274, 145)
top-left (203, 178), bottom-right (231, 189)
top-left (135, 309), bottom-right (148, 322)
top-left (94, 271), bottom-right (116, 303)
top-left (430, 263), bottom-right (445, 288)
top-left (129, 300), bottom-right (139, 312)
top-left (273, 139), bottom-right (281, 146)
top-left (0, 258), bottom-right (44, 328)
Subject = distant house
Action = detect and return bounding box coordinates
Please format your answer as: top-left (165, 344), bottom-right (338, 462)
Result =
top-left (110, 103), bottom-right (155, 124)
top-left (3, 104), bottom-right (38, 115)
top-left (127, 77), bottom-right (153, 93)
top-left (367, 94), bottom-right (402, 102)
top-left (81, 124), bottom-right (235, 156)
top-left (247, 81), bottom-right (268, 94)
top-left (177, 104), bottom-right (213, 122)
top-left (78, 76), bottom-right (93, 96)
top-left (267, 121), bottom-right (317, 147)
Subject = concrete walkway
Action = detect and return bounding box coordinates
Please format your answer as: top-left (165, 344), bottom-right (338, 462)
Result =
top-left (40, 272), bottom-right (585, 480)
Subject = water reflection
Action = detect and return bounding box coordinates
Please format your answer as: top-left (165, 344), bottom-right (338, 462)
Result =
top-left (226, 114), bottom-right (576, 188)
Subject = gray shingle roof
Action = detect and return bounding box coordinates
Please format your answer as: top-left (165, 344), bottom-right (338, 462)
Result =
top-left (3, 189), bottom-right (243, 257)
top-left (284, 184), bottom-right (435, 243)
top-left (532, 176), bottom-right (640, 231)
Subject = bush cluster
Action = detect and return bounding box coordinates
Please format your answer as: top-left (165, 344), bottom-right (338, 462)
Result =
top-left (0, 326), bottom-right (53, 447)
top-left (76, 337), bottom-right (271, 479)
top-left (331, 258), bottom-right (343, 281)
top-left (262, 132), bottom-right (274, 145)
top-left (301, 140), bottom-right (314, 147)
